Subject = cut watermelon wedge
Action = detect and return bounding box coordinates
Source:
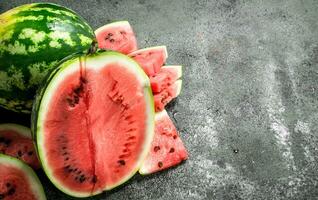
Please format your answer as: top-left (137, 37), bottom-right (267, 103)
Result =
top-left (32, 51), bottom-right (154, 197)
top-left (0, 154), bottom-right (46, 200)
top-left (95, 21), bottom-right (138, 54)
top-left (128, 46), bottom-right (168, 76)
top-left (0, 124), bottom-right (40, 169)
top-left (154, 80), bottom-right (182, 112)
top-left (139, 110), bottom-right (188, 175)
top-left (150, 65), bottom-right (182, 93)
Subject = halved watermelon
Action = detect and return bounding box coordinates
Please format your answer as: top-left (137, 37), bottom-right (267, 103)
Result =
top-left (154, 80), bottom-right (182, 112)
top-left (128, 46), bottom-right (168, 76)
top-left (0, 124), bottom-right (40, 169)
top-left (150, 65), bottom-right (182, 93)
top-left (95, 21), bottom-right (138, 54)
top-left (0, 154), bottom-right (46, 199)
top-left (139, 110), bottom-right (188, 175)
top-left (32, 51), bottom-right (155, 197)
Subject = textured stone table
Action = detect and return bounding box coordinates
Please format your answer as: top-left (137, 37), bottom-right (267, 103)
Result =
top-left (1, 0), bottom-right (318, 199)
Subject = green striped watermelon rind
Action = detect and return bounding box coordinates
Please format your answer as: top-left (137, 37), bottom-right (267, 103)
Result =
top-left (0, 3), bottom-right (95, 113)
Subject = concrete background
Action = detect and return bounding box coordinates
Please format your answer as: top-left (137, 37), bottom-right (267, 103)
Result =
top-left (1, 0), bottom-right (318, 199)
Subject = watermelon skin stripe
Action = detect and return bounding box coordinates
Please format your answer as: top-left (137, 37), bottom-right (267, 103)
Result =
top-left (0, 3), bottom-right (95, 113)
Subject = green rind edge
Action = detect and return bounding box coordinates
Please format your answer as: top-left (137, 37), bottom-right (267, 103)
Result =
top-left (0, 153), bottom-right (46, 200)
top-left (32, 50), bottom-right (155, 198)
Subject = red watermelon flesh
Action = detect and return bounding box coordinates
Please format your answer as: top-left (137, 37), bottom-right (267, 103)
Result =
top-left (34, 52), bottom-right (154, 197)
top-left (128, 46), bottom-right (168, 76)
top-left (95, 21), bottom-right (138, 54)
top-left (139, 110), bottom-right (188, 175)
top-left (0, 154), bottom-right (46, 200)
top-left (150, 65), bottom-right (182, 93)
top-left (0, 124), bottom-right (40, 169)
top-left (154, 80), bottom-right (182, 112)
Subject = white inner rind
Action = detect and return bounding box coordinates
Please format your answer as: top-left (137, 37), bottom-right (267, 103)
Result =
top-left (161, 65), bottom-right (183, 79)
top-left (36, 52), bottom-right (154, 197)
top-left (0, 154), bottom-right (46, 200)
top-left (128, 46), bottom-right (168, 60)
top-left (94, 21), bottom-right (131, 35)
top-left (174, 80), bottom-right (183, 97)
top-left (0, 123), bottom-right (31, 138)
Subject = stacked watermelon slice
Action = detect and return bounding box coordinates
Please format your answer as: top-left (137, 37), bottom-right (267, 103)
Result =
top-left (95, 21), bottom-right (188, 174)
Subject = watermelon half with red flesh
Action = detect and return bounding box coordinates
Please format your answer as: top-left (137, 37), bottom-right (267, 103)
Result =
top-left (95, 21), bottom-right (138, 54)
top-left (128, 46), bottom-right (168, 76)
top-left (139, 110), bottom-right (188, 175)
top-left (0, 124), bottom-right (40, 169)
top-left (32, 51), bottom-right (154, 197)
top-left (0, 154), bottom-right (46, 200)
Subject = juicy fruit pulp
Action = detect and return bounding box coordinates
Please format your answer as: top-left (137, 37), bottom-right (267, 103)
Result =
top-left (95, 21), bottom-right (138, 54)
top-left (0, 154), bottom-right (46, 200)
top-left (154, 80), bottom-right (182, 112)
top-left (128, 46), bottom-right (168, 76)
top-left (33, 52), bottom-right (154, 197)
top-left (0, 3), bottom-right (94, 113)
top-left (139, 110), bottom-right (188, 174)
top-left (150, 65), bottom-right (182, 93)
top-left (0, 124), bottom-right (40, 169)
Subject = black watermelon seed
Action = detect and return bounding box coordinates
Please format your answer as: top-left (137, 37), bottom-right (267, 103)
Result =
top-left (158, 162), bottom-right (163, 168)
top-left (62, 147), bottom-right (66, 150)
top-left (63, 152), bottom-right (68, 155)
top-left (6, 183), bottom-right (11, 188)
top-left (118, 160), bottom-right (125, 166)
top-left (110, 39), bottom-right (115, 43)
top-left (77, 171), bottom-right (81, 175)
top-left (79, 175), bottom-right (86, 183)
top-left (173, 135), bottom-right (177, 139)
top-left (74, 96), bottom-right (79, 104)
top-left (154, 146), bottom-right (160, 152)
top-left (169, 148), bottom-right (175, 153)
top-left (4, 139), bottom-right (11, 146)
top-left (17, 151), bottom-right (22, 157)
top-left (0, 137), bottom-right (4, 142)
top-left (8, 188), bottom-right (15, 195)
top-left (108, 33), bottom-right (113, 36)
top-left (27, 151), bottom-right (33, 156)
top-left (73, 168), bottom-right (78, 172)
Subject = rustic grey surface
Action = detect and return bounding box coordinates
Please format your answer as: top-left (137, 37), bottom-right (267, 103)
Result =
top-left (1, 0), bottom-right (318, 199)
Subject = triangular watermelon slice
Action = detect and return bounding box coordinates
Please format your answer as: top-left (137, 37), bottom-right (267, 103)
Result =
top-left (95, 21), bottom-right (138, 54)
top-left (139, 110), bottom-right (188, 175)
top-left (128, 46), bottom-right (168, 76)
top-left (154, 80), bottom-right (182, 112)
top-left (0, 124), bottom-right (40, 169)
top-left (150, 65), bottom-right (182, 93)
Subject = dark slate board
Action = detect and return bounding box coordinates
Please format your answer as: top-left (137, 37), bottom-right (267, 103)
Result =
top-left (1, 0), bottom-right (318, 199)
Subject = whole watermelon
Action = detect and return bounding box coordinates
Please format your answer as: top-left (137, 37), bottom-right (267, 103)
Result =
top-left (0, 3), bottom-right (95, 113)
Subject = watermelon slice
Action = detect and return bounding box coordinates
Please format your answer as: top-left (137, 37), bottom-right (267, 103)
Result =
top-left (150, 65), bottom-right (182, 93)
top-left (32, 51), bottom-right (155, 197)
top-left (0, 124), bottom-right (40, 169)
top-left (0, 154), bottom-right (46, 200)
top-left (128, 46), bottom-right (168, 76)
top-left (154, 80), bottom-right (182, 112)
top-left (95, 21), bottom-right (138, 54)
top-left (139, 110), bottom-right (188, 175)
